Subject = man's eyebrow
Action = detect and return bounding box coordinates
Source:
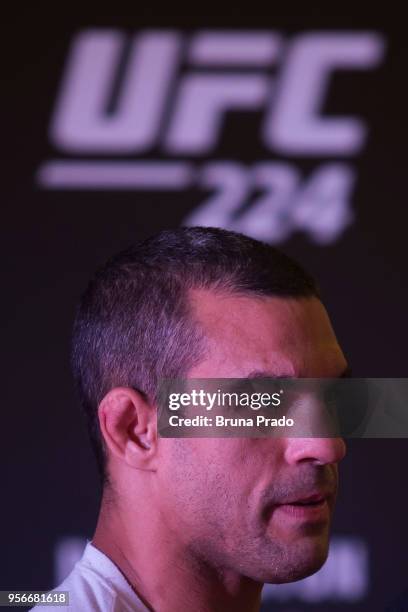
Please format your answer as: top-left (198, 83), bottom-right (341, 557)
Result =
top-left (246, 370), bottom-right (294, 379)
top-left (245, 366), bottom-right (353, 379)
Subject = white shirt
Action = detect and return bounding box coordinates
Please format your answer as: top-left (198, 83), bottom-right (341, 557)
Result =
top-left (31, 541), bottom-right (149, 611)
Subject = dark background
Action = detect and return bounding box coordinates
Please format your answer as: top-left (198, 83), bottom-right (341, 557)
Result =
top-left (2, 16), bottom-right (407, 611)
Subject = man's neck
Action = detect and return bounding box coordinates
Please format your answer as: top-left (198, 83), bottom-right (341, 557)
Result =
top-left (92, 496), bottom-right (263, 612)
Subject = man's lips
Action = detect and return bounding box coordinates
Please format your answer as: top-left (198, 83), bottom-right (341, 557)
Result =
top-left (271, 492), bottom-right (332, 521)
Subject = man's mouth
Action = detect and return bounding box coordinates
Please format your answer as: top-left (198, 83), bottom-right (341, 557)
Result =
top-left (273, 493), bottom-right (330, 521)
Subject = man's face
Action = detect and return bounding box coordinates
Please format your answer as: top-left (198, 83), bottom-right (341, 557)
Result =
top-left (157, 291), bottom-right (347, 583)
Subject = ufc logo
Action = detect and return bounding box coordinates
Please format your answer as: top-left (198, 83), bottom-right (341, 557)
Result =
top-left (51, 30), bottom-right (385, 156)
top-left (39, 29), bottom-right (386, 247)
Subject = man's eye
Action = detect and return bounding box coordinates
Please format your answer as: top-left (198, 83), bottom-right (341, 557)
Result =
top-left (323, 379), bottom-right (371, 435)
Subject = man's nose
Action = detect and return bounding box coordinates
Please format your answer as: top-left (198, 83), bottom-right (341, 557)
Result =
top-left (284, 437), bottom-right (347, 466)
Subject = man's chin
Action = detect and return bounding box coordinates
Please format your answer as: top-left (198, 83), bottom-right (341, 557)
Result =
top-left (257, 537), bottom-right (330, 584)
top-left (273, 553), bottom-right (328, 584)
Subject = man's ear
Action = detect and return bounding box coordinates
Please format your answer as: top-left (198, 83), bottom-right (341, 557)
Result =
top-left (98, 387), bottom-right (157, 471)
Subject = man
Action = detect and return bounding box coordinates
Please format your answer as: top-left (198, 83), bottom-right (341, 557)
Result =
top-left (35, 227), bottom-right (348, 611)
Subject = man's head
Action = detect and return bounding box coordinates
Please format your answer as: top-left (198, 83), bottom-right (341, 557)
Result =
top-left (71, 227), bottom-right (347, 584)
